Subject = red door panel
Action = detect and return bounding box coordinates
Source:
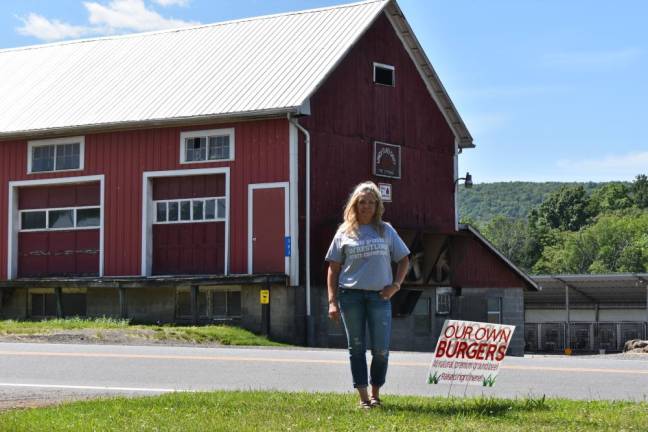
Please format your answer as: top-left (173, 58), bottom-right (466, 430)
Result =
top-left (252, 188), bottom-right (285, 273)
top-left (18, 183), bottom-right (100, 210)
top-left (152, 222), bottom-right (224, 275)
top-left (18, 230), bottom-right (99, 277)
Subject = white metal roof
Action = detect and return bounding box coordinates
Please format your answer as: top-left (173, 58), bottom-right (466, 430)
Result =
top-left (0, 0), bottom-right (473, 147)
top-left (528, 274), bottom-right (648, 306)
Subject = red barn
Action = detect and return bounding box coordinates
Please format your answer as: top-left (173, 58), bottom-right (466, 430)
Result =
top-left (0, 0), bottom-right (536, 354)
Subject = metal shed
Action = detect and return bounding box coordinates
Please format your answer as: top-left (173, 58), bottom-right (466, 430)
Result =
top-left (526, 274), bottom-right (648, 353)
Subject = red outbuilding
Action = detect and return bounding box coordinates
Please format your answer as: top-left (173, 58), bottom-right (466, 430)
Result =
top-left (0, 0), bottom-right (536, 354)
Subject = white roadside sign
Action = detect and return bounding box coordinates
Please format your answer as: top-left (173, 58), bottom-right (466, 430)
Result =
top-left (427, 320), bottom-right (515, 387)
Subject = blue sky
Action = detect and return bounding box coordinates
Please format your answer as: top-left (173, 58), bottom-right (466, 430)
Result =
top-left (1, 0), bottom-right (646, 183)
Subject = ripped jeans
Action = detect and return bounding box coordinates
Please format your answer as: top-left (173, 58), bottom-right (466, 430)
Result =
top-left (338, 288), bottom-right (392, 388)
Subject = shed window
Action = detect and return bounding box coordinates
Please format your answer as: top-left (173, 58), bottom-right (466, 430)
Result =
top-left (28, 137), bottom-right (84, 173)
top-left (176, 287), bottom-right (240, 319)
top-left (436, 287), bottom-right (452, 314)
top-left (373, 63), bottom-right (395, 86)
top-left (487, 297), bottom-right (502, 324)
top-left (31, 293), bottom-right (57, 317)
top-left (180, 128), bottom-right (234, 163)
top-left (212, 289), bottom-right (241, 318)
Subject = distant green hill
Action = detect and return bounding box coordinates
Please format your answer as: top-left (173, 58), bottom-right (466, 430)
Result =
top-left (457, 181), bottom-right (609, 225)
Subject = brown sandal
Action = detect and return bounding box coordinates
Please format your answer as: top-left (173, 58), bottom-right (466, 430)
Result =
top-left (359, 400), bottom-right (372, 410)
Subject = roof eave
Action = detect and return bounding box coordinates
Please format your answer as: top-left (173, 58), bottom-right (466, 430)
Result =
top-left (0, 108), bottom-right (298, 142)
top-left (384, 0), bottom-right (474, 149)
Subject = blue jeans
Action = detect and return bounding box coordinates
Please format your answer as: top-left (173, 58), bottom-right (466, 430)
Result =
top-left (338, 288), bottom-right (392, 388)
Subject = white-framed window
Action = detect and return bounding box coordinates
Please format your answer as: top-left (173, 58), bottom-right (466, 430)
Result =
top-left (154, 196), bottom-right (226, 224)
top-left (436, 287), bottom-right (452, 315)
top-left (19, 206), bottom-right (100, 231)
top-left (373, 62), bottom-right (395, 87)
top-left (487, 297), bottom-right (502, 324)
top-left (180, 128), bottom-right (234, 163)
top-left (28, 136), bottom-right (85, 174)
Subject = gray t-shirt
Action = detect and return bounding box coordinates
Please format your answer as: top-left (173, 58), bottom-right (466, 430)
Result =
top-left (325, 223), bottom-right (410, 291)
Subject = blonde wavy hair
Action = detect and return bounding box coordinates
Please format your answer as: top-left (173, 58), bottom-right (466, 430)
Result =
top-left (339, 181), bottom-right (385, 237)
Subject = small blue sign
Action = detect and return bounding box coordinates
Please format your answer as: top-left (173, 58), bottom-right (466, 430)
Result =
top-left (284, 236), bottom-right (291, 257)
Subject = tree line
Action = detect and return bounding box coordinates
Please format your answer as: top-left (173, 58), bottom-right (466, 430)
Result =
top-left (461, 174), bottom-right (648, 274)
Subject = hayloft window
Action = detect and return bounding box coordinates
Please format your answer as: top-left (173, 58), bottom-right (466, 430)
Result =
top-left (180, 128), bottom-right (234, 163)
top-left (373, 62), bottom-right (395, 86)
top-left (28, 137), bottom-right (84, 173)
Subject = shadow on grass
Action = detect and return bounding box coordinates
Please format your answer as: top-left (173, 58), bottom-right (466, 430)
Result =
top-left (384, 395), bottom-right (549, 417)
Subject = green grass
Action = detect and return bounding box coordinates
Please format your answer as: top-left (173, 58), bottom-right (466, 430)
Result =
top-left (1, 391), bottom-right (647, 431)
top-left (0, 317), bottom-right (131, 333)
top-left (0, 318), bottom-right (284, 346)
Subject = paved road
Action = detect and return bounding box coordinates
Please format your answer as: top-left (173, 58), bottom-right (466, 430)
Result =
top-left (1, 342), bottom-right (647, 407)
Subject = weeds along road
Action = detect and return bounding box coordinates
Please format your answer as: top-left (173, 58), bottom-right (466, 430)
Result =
top-left (1, 342), bottom-right (647, 406)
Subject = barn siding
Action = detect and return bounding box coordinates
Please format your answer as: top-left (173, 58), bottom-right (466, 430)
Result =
top-left (302, 14), bottom-right (457, 283)
top-left (450, 235), bottom-right (527, 288)
top-left (0, 118), bottom-right (289, 280)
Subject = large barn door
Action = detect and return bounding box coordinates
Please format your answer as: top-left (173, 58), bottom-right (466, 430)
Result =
top-left (151, 174), bottom-right (226, 275)
top-left (248, 183), bottom-right (288, 274)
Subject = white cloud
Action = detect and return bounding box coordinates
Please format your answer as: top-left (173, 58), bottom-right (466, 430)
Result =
top-left (555, 151), bottom-right (648, 181)
top-left (15, 0), bottom-right (198, 42)
top-left (16, 13), bottom-right (90, 42)
top-left (543, 48), bottom-right (642, 69)
top-left (152, 0), bottom-right (190, 6)
top-left (84, 0), bottom-right (197, 32)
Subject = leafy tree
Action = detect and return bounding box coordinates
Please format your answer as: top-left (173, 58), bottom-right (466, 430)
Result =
top-left (458, 215), bottom-right (482, 231)
top-left (532, 210), bottom-right (648, 274)
top-left (532, 185), bottom-right (592, 232)
top-left (588, 182), bottom-right (632, 214)
top-left (481, 216), bottom-right (535, 270)
top-left (631, 174), bottom-right (648, 208)
top-left (458, 181), bottom-right (603, 225)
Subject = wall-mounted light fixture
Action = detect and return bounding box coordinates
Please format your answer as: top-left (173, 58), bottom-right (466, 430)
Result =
top-left (454, 172), bottom-right (473, 190)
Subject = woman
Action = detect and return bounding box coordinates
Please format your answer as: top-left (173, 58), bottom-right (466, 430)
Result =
top-left (325, 181), bottom-right (410, 409)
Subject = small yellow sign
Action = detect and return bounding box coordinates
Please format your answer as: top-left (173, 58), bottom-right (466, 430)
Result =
top-left (260, 289), bottom-right (270, 304)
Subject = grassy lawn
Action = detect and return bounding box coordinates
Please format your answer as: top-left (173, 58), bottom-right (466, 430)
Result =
top-left (1, 391), bottom-right (647, 431)
top-left (0, 318), bottom-right (284, 346)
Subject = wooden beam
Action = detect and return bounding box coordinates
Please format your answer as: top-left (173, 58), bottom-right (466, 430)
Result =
top-left (191, 285), bottom-right (199, 325)
top-left (55, 287), bottom-right (63, 318)
top-left (118, 286), bottom-right (127, 319)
